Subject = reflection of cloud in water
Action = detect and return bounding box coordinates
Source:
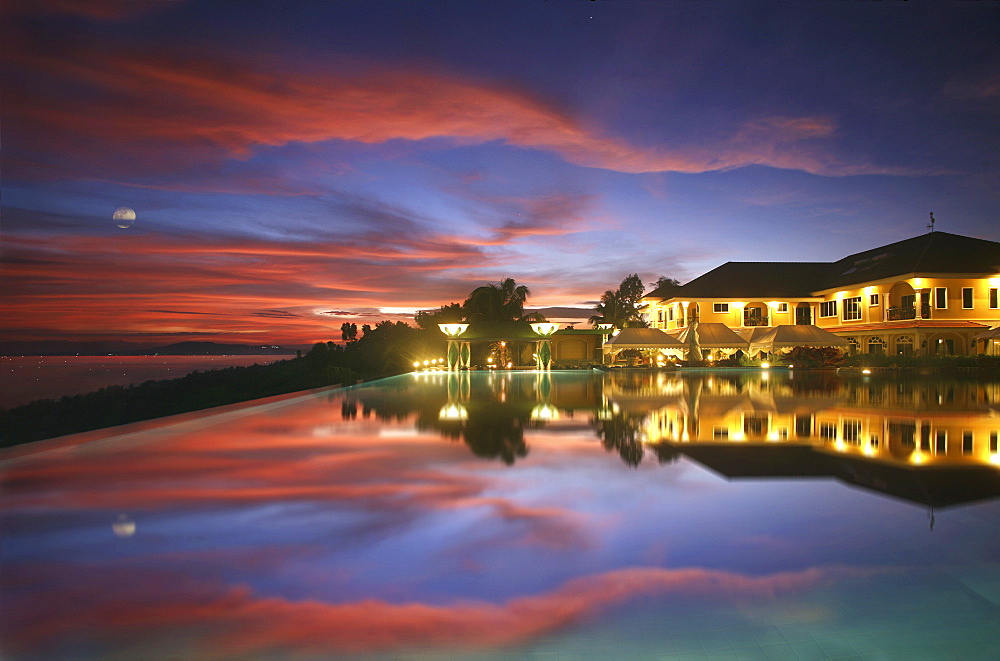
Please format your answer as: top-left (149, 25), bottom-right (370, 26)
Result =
top-left (4, 562), bottom-right (881, 657)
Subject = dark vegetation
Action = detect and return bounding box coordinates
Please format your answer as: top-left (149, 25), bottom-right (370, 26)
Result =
top-left (1, 321), bottom-right (443, 447)
top-left (841, 353), bottom-right (1000, 373)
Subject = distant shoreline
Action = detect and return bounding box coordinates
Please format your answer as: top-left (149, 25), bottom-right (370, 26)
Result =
top-left (1, 340), bottom-right (302, 357)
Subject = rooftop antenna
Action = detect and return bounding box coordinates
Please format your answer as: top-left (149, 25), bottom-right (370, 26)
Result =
top-left (927, 212), bottom-right (936, 233)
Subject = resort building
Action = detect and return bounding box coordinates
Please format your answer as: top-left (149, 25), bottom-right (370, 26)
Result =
top-left (641, 231), bottom-right (1000, 356)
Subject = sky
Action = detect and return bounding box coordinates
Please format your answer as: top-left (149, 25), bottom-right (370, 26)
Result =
top-left (2, 0), bottom-right (999, 347)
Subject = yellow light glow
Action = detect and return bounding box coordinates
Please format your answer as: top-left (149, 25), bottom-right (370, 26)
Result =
top-left (761, 362), bottom-right (770, 369)
top-left (862, 368), bottom-right (871, 375)
top-left (413, 361), bottom-right (420, 368)
top-left (439, 403), bottom-right (468, 420)
top-left (438, 323), bottom-right (470, 337)
top-left (989, 454), bottom-right (1000, 466)
top-left (912, 278), bottom-right (924, 287)
top-left (530, 322), bottom-right (559, 336)
top-left (910, 451), bottom-right (927, 465)
top-left (530, 403), bottom-right (560, 421)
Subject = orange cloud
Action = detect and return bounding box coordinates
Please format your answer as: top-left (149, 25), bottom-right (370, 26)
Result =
top-left (4, 563), bottom-right (878, 656)
top-left (5, 43), bottom-right (908, 177)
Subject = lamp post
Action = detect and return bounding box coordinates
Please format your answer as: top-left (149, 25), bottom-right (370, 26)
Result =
top-left (438, 323), bottom-right (470, 371)
top-left (530, 322), bottom-right (559, 370)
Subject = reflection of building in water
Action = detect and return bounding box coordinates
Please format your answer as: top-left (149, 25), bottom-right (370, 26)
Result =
top-left (606, 371), bottom-right (1000, 509)
top-left (639, 375), bottom-right (1000, 469)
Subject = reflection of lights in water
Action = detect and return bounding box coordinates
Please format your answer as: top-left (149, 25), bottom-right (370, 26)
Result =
top-left (112, 513), bottom-right (135, 538)
top-left (112, 206), bottom-right (135, 228)
top-left (530, 403), bottom-right (560, 421)
top-left (862, 368), bottom-right (871, 375)
top-left (439, 403), bottom-right (468, 420)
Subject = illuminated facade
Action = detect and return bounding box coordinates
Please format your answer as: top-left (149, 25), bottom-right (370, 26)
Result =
top-left (642, 232), bottom-right (1000, 356)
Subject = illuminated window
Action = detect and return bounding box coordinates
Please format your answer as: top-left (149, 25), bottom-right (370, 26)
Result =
top-left (842, 419), bottom-right (862, 443)
top-left (935, 430), bottom-right (947, 454)
top-left (991, 288), bottom-right (998, 309)
top-left (962, 287), bottom-right (973, 309)
top-left (713, 303), bottom-right (729, 313)
top-left (869, 293), bottom-right (879, 306)
top-left (795, 415), bottom-right (813, 438)
top-left (820, 301), bottom-right (837, 318)
top-left (776, 302), bottom-right (788, 313)
top-left (713, 427), bottom-right (729, 439)
top-left (843, 296), bottom-right (862, 321)
top-left (934, 287), bottom-right (947, 309)
top-left (743, 414), bottom-right (768, 437)
top-left (820, 422), bottom-right (837, 441)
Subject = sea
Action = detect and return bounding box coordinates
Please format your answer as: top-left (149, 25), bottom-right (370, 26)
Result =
top-left (0, 355), bottom-right (294, 409)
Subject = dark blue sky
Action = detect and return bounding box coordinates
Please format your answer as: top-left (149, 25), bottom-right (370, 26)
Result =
top-left (3, 0), bottom-right (998, 343)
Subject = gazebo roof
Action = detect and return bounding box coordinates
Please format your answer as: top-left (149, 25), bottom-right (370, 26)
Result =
top-left (605, 327), bottom-right (685, 349)
top-left (749, 324), bottom-right (850, 352)
top-left (674, 323), bottom-right (748, 348)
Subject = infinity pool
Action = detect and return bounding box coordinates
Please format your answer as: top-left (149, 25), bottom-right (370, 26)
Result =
top-left (2, 370), bottom-right (999, 659)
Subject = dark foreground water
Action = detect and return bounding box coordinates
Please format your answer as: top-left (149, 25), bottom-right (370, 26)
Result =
top-left (2, 370), bottom-right (999, 659)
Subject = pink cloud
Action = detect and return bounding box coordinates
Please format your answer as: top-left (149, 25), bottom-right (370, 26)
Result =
top-left (3, 563), bottom-right (879, 656)
top-left (5, 44), bottom-right (910, 177)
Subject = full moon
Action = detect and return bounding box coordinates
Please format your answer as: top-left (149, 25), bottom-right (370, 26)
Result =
top-left (113, 206), bottom-right (136, 229)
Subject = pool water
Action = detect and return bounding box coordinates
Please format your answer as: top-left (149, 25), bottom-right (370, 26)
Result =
top-left (2, 370), bottom-right (999, 659)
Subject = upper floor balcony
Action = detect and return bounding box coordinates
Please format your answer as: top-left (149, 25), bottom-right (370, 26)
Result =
top-left (886, 304), bottom-right (930, 321)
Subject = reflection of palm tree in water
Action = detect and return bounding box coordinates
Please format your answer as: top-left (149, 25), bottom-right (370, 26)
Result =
top-left (462, 406), bottom-right (528, 465)
top-left (593, 412), bottom-right (645, 468)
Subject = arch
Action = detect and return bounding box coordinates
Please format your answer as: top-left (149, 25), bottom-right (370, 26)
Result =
top-left (927, 332), bottom-right (962, 356)
top-left (867, 336), bottom-right (886, 354)
top-left (894, 334), bottom-right (914, 357)
top-left (743, 302), bottom-right (768, 327)
top-left (888, 281), bottom-right (917, 321)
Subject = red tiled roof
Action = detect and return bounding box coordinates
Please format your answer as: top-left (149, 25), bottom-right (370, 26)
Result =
top-left (833, 320), bottom-right (990, 333)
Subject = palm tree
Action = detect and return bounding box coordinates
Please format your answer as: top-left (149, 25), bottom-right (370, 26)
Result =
top-left (590, 289), bottom-right (640, 328)
top-left (463, 278), bottom-right (531, 322)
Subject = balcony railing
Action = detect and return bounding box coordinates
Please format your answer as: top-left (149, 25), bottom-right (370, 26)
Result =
top-left (887, 304), bottom-right (931, 321)
top-left (743, 316), bottom-right (769, 327)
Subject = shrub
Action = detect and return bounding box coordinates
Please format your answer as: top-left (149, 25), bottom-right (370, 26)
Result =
top-left (782, 346), bottom-right (846, 368)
